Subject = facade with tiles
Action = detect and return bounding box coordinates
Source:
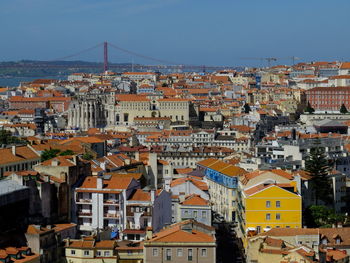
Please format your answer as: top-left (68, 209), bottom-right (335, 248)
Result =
top-left (197, 158), bottom-right (247, 222)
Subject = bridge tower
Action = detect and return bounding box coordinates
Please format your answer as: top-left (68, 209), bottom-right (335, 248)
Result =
top-left (104, 41), bottom-right (108, 72)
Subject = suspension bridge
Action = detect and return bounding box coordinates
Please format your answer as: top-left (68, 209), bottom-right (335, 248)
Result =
top-left (0, 42), bottom-right (238, 72)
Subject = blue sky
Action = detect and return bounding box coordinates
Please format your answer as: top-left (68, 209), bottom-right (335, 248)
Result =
top-left (0, 0), bottom-right (349, 66)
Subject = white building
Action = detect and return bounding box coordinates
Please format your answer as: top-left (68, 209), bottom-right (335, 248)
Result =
top-left (74, 174), bottom-right (139, 236)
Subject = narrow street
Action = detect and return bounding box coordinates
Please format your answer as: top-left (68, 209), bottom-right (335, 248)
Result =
top-left (215, 221), bottom-right (244, 263)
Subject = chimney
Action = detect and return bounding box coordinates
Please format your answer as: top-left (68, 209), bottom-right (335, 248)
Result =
top-left (146, 227), bottom-right (153, 240)
top-left (51, 159), bottom-right (59, 166)
top-left (179, 192), bottom-right (185, 203)
top-left (185, 179), bottom-right (190, 194)
top-left (11, 145), bottom-right (16, 156)
top-left (134, 152), bottom-right (140, 161)
top-left (100, 161), bottom-right (106, 171)
top-left (65, 238), bottom-right (70, 247)
top-left (151, 189), bottom-right (156, 203)
top-left (97, 177), bottom-right (103, 189)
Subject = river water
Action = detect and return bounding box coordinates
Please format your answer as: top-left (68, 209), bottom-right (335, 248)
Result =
top-left (0, 76), bottom-right (66, 87)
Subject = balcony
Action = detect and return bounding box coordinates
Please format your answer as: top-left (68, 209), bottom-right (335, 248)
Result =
top-left (126, 211), bottom-right (152, 217)
top-left (103, 199), bottom-right (120, 205)
top-left (78, 211), bottom-right (92, 217)
top-left (79, 225), bottom-right (93, 232)
top-left (76, 199), bottom-right (92, 204)
top-left (104, 213), bottom-right (120, 218)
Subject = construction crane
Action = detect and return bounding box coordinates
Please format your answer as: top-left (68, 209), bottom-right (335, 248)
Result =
top-left (240, 56), bottom-right (301, 67)
top-left (239, 57), bottom-right (277, 67)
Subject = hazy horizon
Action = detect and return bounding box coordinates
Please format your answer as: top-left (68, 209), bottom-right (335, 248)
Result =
top-left (1, 0), bottom-right (350, 67)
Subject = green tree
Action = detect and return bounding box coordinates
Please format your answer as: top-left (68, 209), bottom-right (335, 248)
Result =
top-left (41, 149), bottom-right (60, 161)
top-left (59, 150), bottom-right (74, 156)
top-left (305, 142), bottom-right (332, 205)
top-left (304, 205), bottom-right (346, 228)
top-left (340, 103), bottom-right (348, 114)
top-left (0, 130), bottom-right (25, 145)
top-left (243, 103), bottom-right (251, 114)
top-left (304, 101), bottom-right (315, 114)
top-left (82, 153), bottom-right (93, 160)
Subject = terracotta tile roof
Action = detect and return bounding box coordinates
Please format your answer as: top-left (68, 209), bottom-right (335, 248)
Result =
top-left (326, 249), bottom-right (348, 261)
top-left (181, 194), bottom-right (208, 206)
top-left (41, 155), bottom-right (77, 167)
top-left (104, 172), bottom-right (142, 181)
top-left (52, 223), bottom-right (77, 233)
top-left (175, 168), bottom-right (193, 174)
top-left (264, 237), bottom-right (285, 248)
top-left (115, 241), bottom-right (144, 251)
top-left (122, 229), bottom-right (146, 234)
top-left (97, 153), bottom-right (135, 169)
top-left (128, 189), bottom-right (151, 201)
top-left (26, 225), bottom-right (53, 235)
top-left (59, 136), bottom-right (104, 144)
top-left (5, 247), bottom-right (19, 254)
top-left (77, 175), bottom-right (133, 192)
top-left (158, 98), bottom-right (189, 102)
top-left (4, 170), bottom-right (39, 177)
top-left (241, 169), bottom-right (294, 185)
top-left (171, 177), bottom-right (208, 191)
top-left (116, 94), bottom-right (149, 102)
top-left (95, 240), bottom-right (116, 249)
top-left (244, 183), bottom-right (296, 196)
top-left (230, 125), bottom-right (253, 133)
top-left (0, 146), bottom-right (40, 166)
top-left (197, 158), bottom-right (247, 177)
top-left (66, 240), bottom-right (95, 248)
top-left (340, 62), bottom-right (350, 69)
top-left (256, 227), bottom-right (350, 247)
top-left (147, 221), bottom-right (215, 244)
top-left (260, 248), bottom-right (289, 255)
top-left (157, 159), bottom-right (169, 165)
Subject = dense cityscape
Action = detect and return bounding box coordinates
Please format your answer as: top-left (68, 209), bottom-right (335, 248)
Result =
top-left (2, 0), bottom-right (350, 262)
top-left (0, 61), bottom-right (350, 263)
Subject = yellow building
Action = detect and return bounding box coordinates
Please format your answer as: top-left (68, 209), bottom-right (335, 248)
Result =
top-left (65, 239), bottom-right (117, 263)
top-left (237, 183), bottom-right (302, 242)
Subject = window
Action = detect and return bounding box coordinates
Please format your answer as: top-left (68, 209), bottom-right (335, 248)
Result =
top-left (276, 201), bottom-right (281, 208)
top-left (184, 210), bottom-right (189, 215)
top-left (97, 251), bottom-right (101, 256)
top-left (201, 249), bottom-right (207, 257)
top-left (266, 201), bottom-right (271, 208)
top-left (177, 248), bottom-right (183, 257)
top-left (71, 250), bottom-right (75, 255)
top-left (276, 213), bottom-right (281, 220)
top-left (202, 211), bottom-right (207, 218)
top-left (152, 248), bottom-right (158, 256)
top-left (84, 251), bottom-right (89, 256)
top-left (256, 226), bottom-right (261, 233)
top-left (266, 213), bottom-right (271, 220)
top-left (166, 249), bottom-right (171, 261)
top-left (188, 249), bottom-right (193, 261)
top-left (193, 211), bottom-right (197, 218)
top-left (104, 251), bottom-right (110, 257)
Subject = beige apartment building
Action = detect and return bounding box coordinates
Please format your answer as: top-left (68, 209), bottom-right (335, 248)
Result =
top-left (144, 220), bottom-right (216, 263)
